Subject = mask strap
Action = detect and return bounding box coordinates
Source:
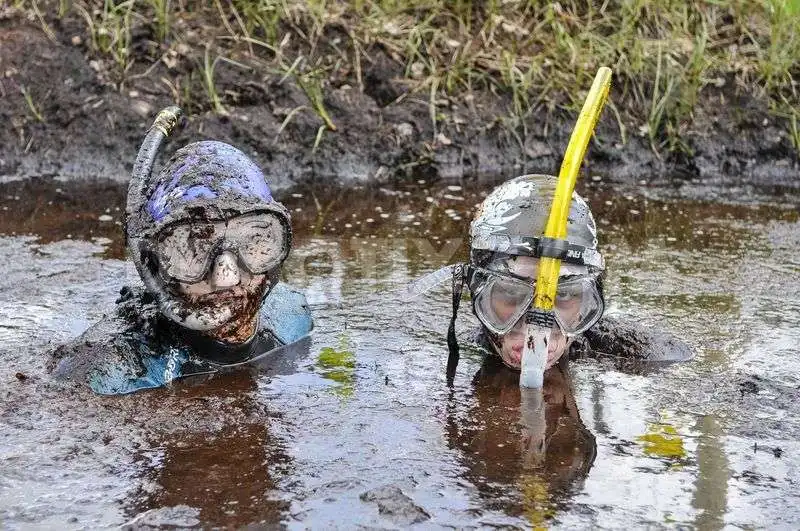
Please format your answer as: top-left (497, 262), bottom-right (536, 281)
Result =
top-left (446, 263), bottom-right (465, 386)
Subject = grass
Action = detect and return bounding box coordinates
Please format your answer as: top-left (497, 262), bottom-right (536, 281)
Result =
top-left (790, 111), bottom-right (800, 154)
top-left (200, 46), bottom-right (252, 114)
top-left (201, 45), bottom-right (225, 115)
top-left (145, 0), bottom-right (171, 44)
top-left (27, 1), bottom-right (800, 156)
top-left (30, 0), bottom-right (56, 43)
top-left (296, 66), bottom-right (338, 131)
top-left (73, 0), bottom-right (135, 76)
top-left (20, 86), bottom-right (45, 122)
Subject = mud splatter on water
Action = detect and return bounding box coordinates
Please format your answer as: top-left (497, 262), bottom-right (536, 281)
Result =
top-left (1, 178), bottom-right (799, 528)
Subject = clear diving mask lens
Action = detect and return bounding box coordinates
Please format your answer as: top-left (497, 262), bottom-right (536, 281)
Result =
top-left (468, 266), bottom-right (604, 337)
top-left (155, 212), bottom-right (289, 283)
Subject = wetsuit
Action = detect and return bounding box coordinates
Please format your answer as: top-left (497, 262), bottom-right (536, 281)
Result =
top-left (47, 282), bottom-right (313, 395)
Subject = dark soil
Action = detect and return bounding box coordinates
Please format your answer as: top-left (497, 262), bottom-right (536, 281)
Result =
top-left (1, 8), bottom-right (798, 198)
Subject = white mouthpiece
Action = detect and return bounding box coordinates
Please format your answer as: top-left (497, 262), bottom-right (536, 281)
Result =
top-left (519, 324), bottom-right (549, 388)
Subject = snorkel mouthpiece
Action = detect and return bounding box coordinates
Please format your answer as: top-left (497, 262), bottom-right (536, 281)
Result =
top-left (520, 309), bottom-right (554, 388)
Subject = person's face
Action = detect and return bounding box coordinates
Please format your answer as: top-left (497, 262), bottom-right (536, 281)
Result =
top-left (175, 250), bottom-right (268, 301)
top-left (176, 251), bottom-right (269, 337)
top-left (494, 257), bottom-right (578, 371)
top-left (156, 212), bottom-right (285, 341)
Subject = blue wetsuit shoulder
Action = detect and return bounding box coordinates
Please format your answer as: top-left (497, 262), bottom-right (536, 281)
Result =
top-left (49, 282), bottom-right (314, 395)
top-left (260, 281), bottom-right (314, 345)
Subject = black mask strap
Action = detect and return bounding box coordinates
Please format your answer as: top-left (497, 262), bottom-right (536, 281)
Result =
top-left (446, 263), bottom-right (465, 386)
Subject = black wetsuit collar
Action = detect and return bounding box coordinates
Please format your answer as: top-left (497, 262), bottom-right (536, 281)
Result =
top-left (179, 317), bottom-right (278, 365)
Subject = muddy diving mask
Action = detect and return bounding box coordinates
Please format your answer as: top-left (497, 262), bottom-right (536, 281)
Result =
top-left (155, 212), bottom-right (289, 284)
top-left (467, 266), bottom-right (604, 337)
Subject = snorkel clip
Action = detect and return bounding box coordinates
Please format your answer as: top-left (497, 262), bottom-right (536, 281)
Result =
top-left (536, 237), bottom-right (570, 261)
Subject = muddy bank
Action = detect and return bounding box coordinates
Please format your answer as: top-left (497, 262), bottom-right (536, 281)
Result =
top-left (1, 10), bottom-right (798, 198)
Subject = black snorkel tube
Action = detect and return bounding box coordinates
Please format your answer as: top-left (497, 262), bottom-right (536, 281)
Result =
top-left (127, 106), bottom-right (183, 220)
top-left (125, 106), bottom-right (189, 322)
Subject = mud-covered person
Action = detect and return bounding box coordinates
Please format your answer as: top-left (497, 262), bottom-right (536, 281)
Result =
top-left (48, 108), bottom-right (313, 395)
top-left (404, 174), bottom-right (691, 510)
top-left (410, 173), bottom-right (693, 382)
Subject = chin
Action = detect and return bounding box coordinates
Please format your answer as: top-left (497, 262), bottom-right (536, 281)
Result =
top-left (175, 306), bottom-right (235, 332)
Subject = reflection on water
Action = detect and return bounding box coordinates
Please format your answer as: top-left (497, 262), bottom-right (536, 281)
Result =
top-left (1, 178), bottom-right (799, 528)
top-left (316, 335), bottom-right (357, 398)
top-left (124, 374), bottom-right (290, 528)
top-left (446, 357), bottom-right (595, 528)
top-left (636, 419), bottom-right (687, 460)
top-left (692, 415), bottom-right (728, 530)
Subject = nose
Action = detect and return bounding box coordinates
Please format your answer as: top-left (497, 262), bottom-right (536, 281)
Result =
top-left (209, 251), bottom-right (241, 289)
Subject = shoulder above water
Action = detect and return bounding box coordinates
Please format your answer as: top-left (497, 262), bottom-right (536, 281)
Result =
top-left (574, 315), bottom-right (694, 363)
top-left (261, 282), bottom-right (314, 345)
top-left (47, 282), bottom-right (314, 395)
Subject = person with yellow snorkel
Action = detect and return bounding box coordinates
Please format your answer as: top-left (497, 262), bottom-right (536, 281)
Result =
top-left (407, 68), bottom-right (692, 386)
top-left (404, 69), bottom-right (691, 519)
top-left (463, 173), bottom-right (606, 374)
top-left (461, 181), bottom-right (691, 377)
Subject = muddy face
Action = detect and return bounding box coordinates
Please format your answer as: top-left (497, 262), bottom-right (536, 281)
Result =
top-left (168, 252), bottom-right (270, 343)
top-left (149, 213), bottom-right (288, 343)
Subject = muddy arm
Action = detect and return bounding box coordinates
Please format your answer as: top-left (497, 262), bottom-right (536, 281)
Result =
top-left (574, 315), bottom-right (694, 363)
top-left (46, 312), bottom-right (184, 395)
top-left (47, 317), bottom-right (139, 384)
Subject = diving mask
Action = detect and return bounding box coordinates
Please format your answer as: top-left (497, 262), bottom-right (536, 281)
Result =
top-left (399, 259), bottom-right (604, 338)
top-left (155, 212), bottom-right (289, 284)
top-left (467, 264), bottom-right (604, 337)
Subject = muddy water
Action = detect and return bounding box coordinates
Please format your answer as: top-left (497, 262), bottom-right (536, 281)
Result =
top-left (1, 177), bottom-right (799, 529)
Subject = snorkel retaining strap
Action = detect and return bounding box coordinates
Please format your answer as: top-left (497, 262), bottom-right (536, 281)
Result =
top-left (525, 308), bottom-right (556, 328)
top-left (446, 263), bottom-right (465, 386)
top-left (536, 237), bottom-right (570, 260)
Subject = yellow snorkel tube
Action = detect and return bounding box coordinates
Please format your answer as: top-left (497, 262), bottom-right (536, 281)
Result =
top-left (519, 67), bottom-right (612, 388)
